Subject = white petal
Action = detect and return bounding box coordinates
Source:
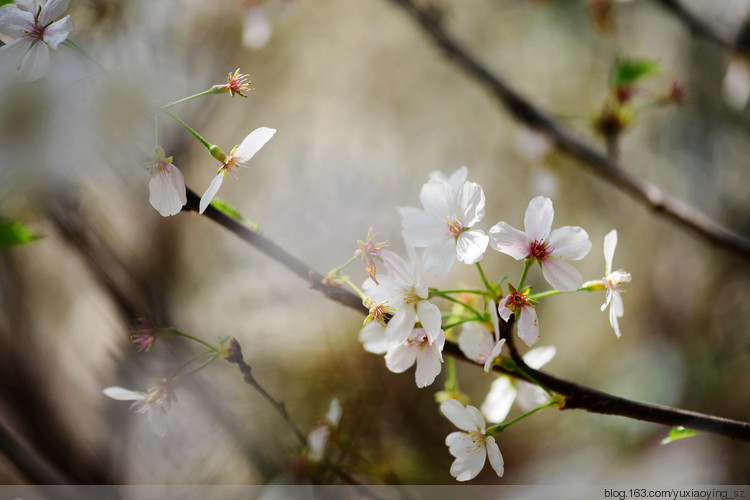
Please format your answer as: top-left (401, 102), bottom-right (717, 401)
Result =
top-left (233, 127), bottom-right (276, 164)
top-left (483, 338), bottom-right (505, 373)
top-left (416, 300), bottom-right (442, 344)
top-left (358, 322), bottom-right (389, 354)
top-left (414, 342), bottom-right (443, 387)
top-left (457, 322), bottom-right (493, 364)
top-left (440, 399), bottom-right (476, 432)
top-left (42, 15), bottom-right (72, 49)
top-left (485, 437), bottom-right (505, 477)
top-left (517, 307), bottom-right (540, 347)
top-left (18, 40), bottom-right (50, 82)
top-left (446, 431), bottom-right (474, 456)
top-left (0, 38), bottom-right (32, 72)
top-left (385, 309), bottom-right (415, 345)
top-left (380, 250), bottom-right (413, 287)
top-left (326, 398), bottom-right (342, 427)
top-left (149, 166), bottom-right (186, 217)
top-left (481, 377), bottom-right (517, 423)
top-left (466, 404), bottom-right (487, 430)
top-left (422, 236), bottom-right (456, 277)
top-left (516, 381), bottom-right (551, 411)
top-left (447, 166), bottom-right (468, 191)
top-left (242, 4), bottom-right (273, 50)
top-left (603, 229), bottom-right (618, 276)
top-left (542, 257), bottom-right (583, 292)
top-left (306, 426), bottom-right (329, 461)
top-left (456, 230), bottom-right (488, 265)
top-left (457, 181), bottom-right (485, 226)
top-left (497, 296), bottom-right (513, 322)
top-left (488, 221), bottom-right (530, 260)
top-left (523, 196), bottom-right (554, 241)
top-left (400, 208), bottom-right (445, 247)
top-left (723, 56), bottom-right (750, 111)
top-left (39, 0), bottom-right (69, 25)
top-left (450, 450), bottom-right (486, 482)
top-left (199, 173), bottom-right (225, 214)
top-left (548, 226), bottom-right (591, 260)
top-left (385, 342), bottom-right (418, 373)
top-left (489, 299), bottom-right (500, 342)
top-left (147, 407), bottom-right (169, 438)
top-left (522, 345), bottom-right (556, 370)
top-left (103, 387), bottom-right (144, 401)
top-left (609, 305), bottom-right (622, 339)
top-left (419, 178), bottom-right (456, 217)
top-left (0, 6), bottom-right (34, 37)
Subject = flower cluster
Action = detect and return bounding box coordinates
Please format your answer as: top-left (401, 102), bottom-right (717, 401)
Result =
top-left (351, 167), bottom-right (631, 481)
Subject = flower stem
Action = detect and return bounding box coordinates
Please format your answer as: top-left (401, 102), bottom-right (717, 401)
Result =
top-left (431, 291), bottom-right (484, 322)
top-left (441, 318), bottom-right (479, 331)
top-left (154, 109), bottom-right (161, 150)
top-left (434, 288), bottom-right (487, 296)
top-left (444, 357), bottom-right (458, 393)
top-left (168, 349), bottom-right (216, 379)
top-left (329, 255), bottom-right (359, 278)
top-left (62, 39), bottom-right (108, 74)
top-left (528, 289), bottom-right (563, 300)
top-left (170, 328), bottom-right (218, 351)
top-left (339, 276), bottom-right (367, 301)
top-left (475, 262), bottom-right (491, 293)
top-left (517, 260), bottom-right (533, 290)
top-left (161, 89), bottom-right (221, 109)
top-left (485, 399), bottom-right (557, 435)
top-left (181, 353), bottom-right (220, 378)
top-left (503, 357), bottom-right (554, 399)
top-left (162, 109), bottom-right (216, 152)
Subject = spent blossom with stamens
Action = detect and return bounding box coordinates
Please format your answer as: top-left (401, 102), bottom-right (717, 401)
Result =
top-left (385, 327), bottom-right (445, 388)
top-left (130, 317), bottom-right (157, 352)
top-left (489, 196), bottom-right (591, 292)
top-left (356, 228), bottom-right (389, 284)
top-left (199, 127), bottom-right (276, 214)
top-left (363, 297), bottom-right (394, 327)
top-left (103, 380), bottom-right (175, 437)
top-left (399, 168), bottom-right (489, 277)
top-left (441, 399), bottom-right (504, 481)
top-left (147, 147), bottom-right (187, 217)
top-left (361, 247), bottom-right (441, 345)
top-left (0, 0), bottom-right (74, 82)
top-left (497, 287), bottom-right (539, 347)
top-left (457, 300), bottom-right (505, 372)
top-left (601, 229), bottom-right (631, 338)
top-left (481, 346), bottom-right (556, 423)
top-left (212, 68), bottom-right (253, 97)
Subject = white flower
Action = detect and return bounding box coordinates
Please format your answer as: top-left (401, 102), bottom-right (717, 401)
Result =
top-left (103, 383), bottom-right (173, 437)
top-left (601, 229), bottom-right (631, 338)
top-left (385, 327), bottom-right (445, 388)
top-left (399, 169), bottom-right (489, 277)
top-left (361, 248), bottom-right (442, 345)
top-left (481, 346), bottom-right (556, 423)
top-left (497, 290), bottom-right (539, 347)
top-left (199, 127), bottom-right (276, 214)
top-left (0, 0), bottom-right (73, 82)
top-left (489, 196), bottom-right (591, 292)
top-left (457, 300), bottom-right (505, 372)
top-left (440, 399), bottom-right (504, 481)
top-left (358, 320), bottom-right (389, 354)
top-left (147, 149), bottom-right (186, 217)
top-left (307, 397), bottom-right (342, 462)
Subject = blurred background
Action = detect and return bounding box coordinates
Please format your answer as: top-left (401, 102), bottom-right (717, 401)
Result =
top-left (1, 0), bottom-right (749, 486)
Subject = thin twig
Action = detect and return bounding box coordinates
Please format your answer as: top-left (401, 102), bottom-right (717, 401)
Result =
top-left (186, 187), bottom-right (750, 442)
top-left (385, 0), bottom-right (750, 261)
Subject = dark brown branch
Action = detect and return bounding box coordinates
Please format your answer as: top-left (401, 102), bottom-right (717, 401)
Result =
top-left (651, 0), bottom-right (750, 55)
top-left (386, 0), bottom-right (750, 261)
top-left (185, 187), bottom-right (750, 442)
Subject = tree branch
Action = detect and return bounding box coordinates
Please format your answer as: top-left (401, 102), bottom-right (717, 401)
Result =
top-left (385, 0), bottom-right (750, 261)
top-left (184, 187), bottom-right (750, 442)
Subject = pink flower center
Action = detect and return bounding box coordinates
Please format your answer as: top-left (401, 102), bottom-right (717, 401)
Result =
top-left (445, 216), bottom-right (464, 238)
top-left (23, 20), bottom-right (45, 43)
top-left (505, 292), bottom-right (529, 313)
top-left (528, 239), bottom-right (551, 261)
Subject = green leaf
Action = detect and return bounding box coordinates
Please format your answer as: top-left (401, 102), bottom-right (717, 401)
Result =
top-left (210, 199), bottom-right (260, 231)
top-left (0, 0), bottom-right (13, 6)
top-left (612, 58), bottom-right (659, 87)
top-left (0, 219), bottom-right (40, 250)
top-left (660, 426), bottom-right (702, 445)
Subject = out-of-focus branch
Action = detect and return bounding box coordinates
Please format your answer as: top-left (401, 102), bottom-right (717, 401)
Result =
top-left (385, 0), bottom-right (750, 261)
top-left (185, 187), bottom-right (750, 442)
top-left (651, 0), bottom-right (750, 55)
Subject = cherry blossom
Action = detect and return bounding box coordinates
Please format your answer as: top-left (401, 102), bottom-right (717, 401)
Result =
top-left (481, 346), bottom-right (556, 423)
top-left (399, 169), bottom-right (489, 277)
top-left (457, 300), bottom-right (505, 372)
top-left (103, 381), bottom-right (174, 437)
top-left (0, 0), bottom-right (73, 82)
top-left (489, 196), bottom-right (591, 291)
top-left (497, 289), bottom-right (539, 347)
top-left (199, 127), bottom-right (276, 214)
top-left (361, 248), bottom-right (441, 345)
top-left (601, 229), bottom-right (631, 338)
top-left (440, 399), bottom-right (504, 481)
top-left (148, 148), bottom-right (186, 217)
top-left (385, 328), bottom-right (445, 388)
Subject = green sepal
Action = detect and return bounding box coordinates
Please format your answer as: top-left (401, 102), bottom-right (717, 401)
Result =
top-left (0, 218), bottom-right (41, 250)
top-left (660, 426), bottom-right (701, 445)
top-left (612, 58), bottom-right (659, 87)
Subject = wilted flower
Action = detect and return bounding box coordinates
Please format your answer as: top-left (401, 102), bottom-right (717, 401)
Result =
top-left (0, 0), bottom-right (74, 82)
top-left (199, 127), bottom-right (276, 214)
top-left (356, 228), bottom-right (389, 284)
top-left (129, 317), bottom-right (157, 352)
top-left (441, 399), bottom-right (504, 481)
top-left (103, 380), bottom-right (175, 437)
top-left (489, 196), bottom-right (591, 292)
top-left (212, 68), bottom-right (253, 97)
